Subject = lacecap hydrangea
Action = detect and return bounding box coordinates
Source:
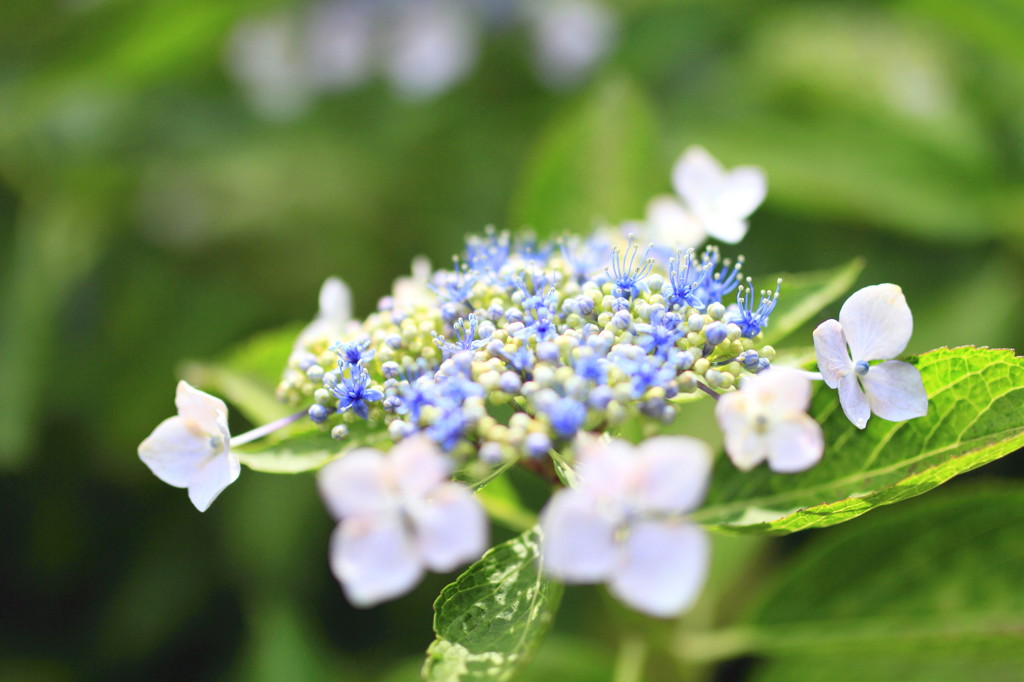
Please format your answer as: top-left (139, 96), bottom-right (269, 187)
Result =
top-left (138, 147), bottom-right (929, 619)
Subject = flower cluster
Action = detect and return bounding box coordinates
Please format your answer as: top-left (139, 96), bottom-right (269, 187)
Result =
top-left (138, 147), bottom-right (931, 620)
top-left (278, 230), bottom-right (782, 467)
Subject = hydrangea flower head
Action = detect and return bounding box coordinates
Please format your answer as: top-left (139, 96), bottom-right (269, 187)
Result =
top-left (318, 435), bottom-right (488, 607)
top-left (138, 381), bottom-right (240, 512)
top-left (715, 368), bottom-right (824, 473)
top-left (540, 435), bottom-right (711, 618)
top-left (813, 284), bottom-right (928, 429)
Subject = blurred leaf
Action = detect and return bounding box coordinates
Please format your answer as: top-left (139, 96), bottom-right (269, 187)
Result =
top-left (511, 75), bottom-right (660, 236)
top-left (475, 473), bottom-right (536, 533)
top-left (423, 527), bottom-right (562, 682)
top-left (694, 347), bottom-right (1024, 534)
top-left (696, 487), bottom-right (1024, 680)
top-left (235, 430), bottom-right (341, 474)
top-left (181, 324), bottom-right (301, 426)
top-left (762, 258), bottom-right (864, 345)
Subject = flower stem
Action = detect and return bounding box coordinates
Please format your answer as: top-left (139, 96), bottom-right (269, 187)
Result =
top-left (612, 634), bottom-right (648, 682)
top-left (696, 382), bottom-right (720, 401)
top-left (231, 410), bottom-right (308, 447)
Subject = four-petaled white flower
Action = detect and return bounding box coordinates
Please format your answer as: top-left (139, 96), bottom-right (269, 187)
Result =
top-left (716, 368), bottom-right (824, 473)
top-left (813, 283), bottom-right (928, 430)
top-left (317, 435), bottom-right (488, 608)
top-left (138, 380), bottom-right (240, 512)
top-left (642, 146), bottom-right (767, 250)
top-left (540, 435), bottom-right (711, 618)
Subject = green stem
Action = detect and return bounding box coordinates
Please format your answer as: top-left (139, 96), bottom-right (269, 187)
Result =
top-left (612, 634), bottom-right (648, 682)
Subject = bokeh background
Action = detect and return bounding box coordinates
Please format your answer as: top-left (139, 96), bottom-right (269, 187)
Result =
top-left (3, 0), bottom-right (1023, 680)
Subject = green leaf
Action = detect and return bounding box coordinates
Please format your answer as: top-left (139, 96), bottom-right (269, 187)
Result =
top-left (762, 258), bottom-right (864, 345)
top-left (693, 346), bottom-right (1024, 534)
top-left (234, 430), bottom-right (342, 475)
top-left (511, 75), bottom-right (660, 236)
top-left (681, 487), bottom-right (1024, 680)
top-left (423, 527), bottom-right (563, 682)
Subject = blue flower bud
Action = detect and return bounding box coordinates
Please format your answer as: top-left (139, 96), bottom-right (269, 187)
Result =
top-left (381, 361), bottom-right (401, 379)
top-left (499, 371), bottom-right (522, 394)
top-left (705, 322), bottom-right (727, 346)
top-left (537, 341), bottom-right (560, 363)
top-left (525, 432), bottom-right (552, 458)
top-left (308, 404), bottom-right (330, 424)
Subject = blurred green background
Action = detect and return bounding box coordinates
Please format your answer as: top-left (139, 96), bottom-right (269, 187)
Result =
top-left (2, 0), bottom-right (1023, 680)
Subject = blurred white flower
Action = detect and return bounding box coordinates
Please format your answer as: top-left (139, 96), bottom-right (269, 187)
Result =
top-left (292, 276), bottom-right (354, 358)
top-left (391, 256), bottom-right (434, 310)
top-left (716, 368), bottom-right (824, 473)
top-left (813, 283), bottom-right (928, 430)
top-left (318, 435), bottom-right (488, 607)
top-left (540, 436), bottom-right (711, 618)
top-left (670, 146), bottom-right (767, 245)
top-left (381, 0), bottom-right (479, 100)
top-left (525, 0), bottom-right (617, 89)
top-left (225, 11), bottom-right (313, 121)
top-left (304, 0), bottom-right (375, 90)
top-left (138, 381), bottom-right (240, 512)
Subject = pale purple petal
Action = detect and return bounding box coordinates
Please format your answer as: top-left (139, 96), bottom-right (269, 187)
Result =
top-left (174, 380), bottom-right (228, 436)
top-left (574, 436), bottom-right (634, 501)
top-left (861, 360), bottom-right (928, 422)
top-left (609, 520), bottom-right (709, 618)
top-left (138, 416), bottom-right (217, 488)
top-left (330, 514), bottom-right (423, 608)
top-left (410, 483), bottom-right (488, 572)
top-left (318, 449), bottom-right (394, 520)
top-left (723, 427), bottom-right (767, 473)
top-left (632, 436), bottom-right (712, 514)
top-left (838, 373), bottom-right (871, 430)
top-left (839, 284), bottom-right (913, 362)
top-left (755, 368), bottom-right (813, 412)
top-left (813, 319), bottom-right (852, 389)
top-left (767, 414), bottom-right (824, 474)
top-left (388, 435), bottom-right (451, 501)
top-left (187, 451), bottom-right (241, 512)
top-left (540, 489), bottom-right (618, 583)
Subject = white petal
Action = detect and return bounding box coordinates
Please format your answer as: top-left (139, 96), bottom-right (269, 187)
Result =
top-left (609, 520), bottom-right (709, 618)
top-left (813, 319), bottom-right (852, 389)
top-left (693, 211), bottom-right (748, 244)
top-left (716, 166), bottom-right (767, 218)
top-left (330, 514), bottom-right (423, 608)
top-left (174, 381), bottom-right (228, 436)
top-left (861, 360), bottom-right (928, 422)
top-left (632, 436), bottom-right (712, 514)
top-left (410, 483), bottom-right (488, 572)
top-left (318, 449), bottom-right (394, 520)
top-left (540, 489), bottom-right (618, 583)
top-left (388, 435), bottom-right (451, 501)
top-left (138, 416), bottom-right (217, 488)
top-left (723, 429), bottom-right (768, 473)
top-left (767, 414), bottom-right (824, 474)
top-left (318, 276), bottom-right (352, 325)
top-left (839, 284), bottom-right (913, 362)
top-left (187, 451), bottom-right (241, 512)
top-left (672, 145), bottom-right (724, 204)
top-left (750, 368), bottom-right (812, 412)
top-left (645, 195), bottom-right (705, 249)
top-left (574, 436), bottom-right (634, 501)
top-left (838, 373), bottom-right (871, 430)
